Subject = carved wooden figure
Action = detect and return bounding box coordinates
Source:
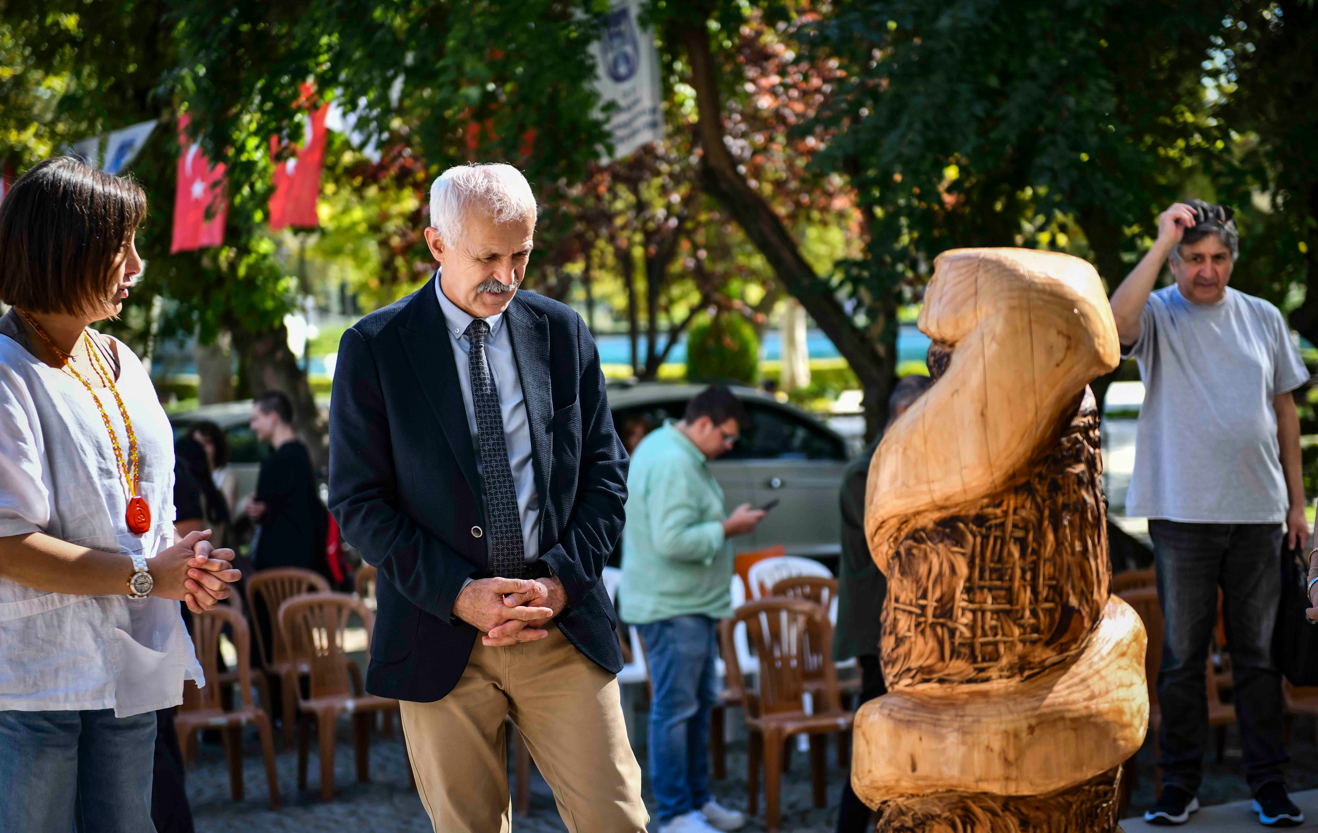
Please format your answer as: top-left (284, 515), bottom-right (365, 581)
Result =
top-left (853, 249), bottom-right (1149, 832)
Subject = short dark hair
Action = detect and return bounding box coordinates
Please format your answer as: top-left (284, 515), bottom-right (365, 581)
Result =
top-left (683, 385), bottom-right (750, 433)
top-left (1174, 198), bottom-right (1238, 263)
top-left (254, 390), bottom-right (295, 426)
top-left (887, 375), bottom-right (932, 428)
top-left (0, 157), bottom-right (146, 317)
top-left (189, 420), bottom-right (231, 469)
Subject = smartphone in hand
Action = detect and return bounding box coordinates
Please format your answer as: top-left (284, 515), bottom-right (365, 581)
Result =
top-left (758, 499), bottom-right (780, 513)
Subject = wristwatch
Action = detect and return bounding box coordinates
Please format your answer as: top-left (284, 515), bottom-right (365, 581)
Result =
top-left (127, 553), bottom-right (154, 599)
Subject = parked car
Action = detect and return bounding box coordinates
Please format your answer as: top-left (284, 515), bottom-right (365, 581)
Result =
top-left (608, 382), bottom-right (847, 561)
top-left (169, 381), bottom-right (849, 561)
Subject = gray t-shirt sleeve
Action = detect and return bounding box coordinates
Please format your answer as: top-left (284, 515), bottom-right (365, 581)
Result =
top-left (1120, 301), bottom-right (1157, 362)
top-left (1271, 309), bottom-right (1309, 395)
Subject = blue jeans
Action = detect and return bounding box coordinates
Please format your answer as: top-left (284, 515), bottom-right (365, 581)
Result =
top-left (1149, 520), bottom-right (1288, 794)
top-left (637, 615), bottom-right (719, 824)
top-left (0, 708), bottom-right (157, 832)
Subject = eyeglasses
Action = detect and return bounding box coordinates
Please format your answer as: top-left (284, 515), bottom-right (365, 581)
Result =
top-left (714, 424), bottom-right (739, 449)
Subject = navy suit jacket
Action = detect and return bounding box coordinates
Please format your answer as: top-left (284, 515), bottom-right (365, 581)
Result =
top-left (328, 279), bottom-right (627, 702)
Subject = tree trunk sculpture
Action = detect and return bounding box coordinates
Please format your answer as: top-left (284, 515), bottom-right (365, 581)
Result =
top-left (853, 249), bottom-right (1149, 832)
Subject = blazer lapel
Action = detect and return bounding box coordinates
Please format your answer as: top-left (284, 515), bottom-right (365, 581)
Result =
top-left (506, 297), bottom-right (552, 513)
top-left (401, 278), bottom-right (482, 497)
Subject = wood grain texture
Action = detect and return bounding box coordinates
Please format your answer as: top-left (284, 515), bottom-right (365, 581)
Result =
top-left (866, 248), bottom-right (1119, 572)
top-left (870, 767), bottom-right (1123, 833)
top-left (853, 248), bottom-right (1143, 830)
top-left (878, 392), bottom-right (1109, 688)
top-left (852, 597), bottom-right (1148, 804)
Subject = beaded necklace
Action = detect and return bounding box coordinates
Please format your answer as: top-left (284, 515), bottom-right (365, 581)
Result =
top-left (18, 309), bottom-right (151, 535)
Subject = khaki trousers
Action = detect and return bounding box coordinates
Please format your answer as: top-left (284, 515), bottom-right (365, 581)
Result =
top-left (399, 623), bottom-right (648, 832)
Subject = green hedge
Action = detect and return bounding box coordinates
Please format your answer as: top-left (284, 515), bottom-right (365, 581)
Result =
top-left (686, 314), bottom-right (760, 385)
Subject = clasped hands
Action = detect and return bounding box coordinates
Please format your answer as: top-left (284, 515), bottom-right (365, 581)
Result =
top-left (454, 576), bottom-right (567, 647)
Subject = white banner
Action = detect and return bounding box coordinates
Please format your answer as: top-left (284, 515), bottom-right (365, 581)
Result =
top-left (591, 0), bottom-right (663, 163)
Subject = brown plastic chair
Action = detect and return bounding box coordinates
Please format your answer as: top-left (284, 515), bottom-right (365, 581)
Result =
top-left (720, 598), bottom-right (853, 833)
top-left (768, 575), bottom-right (859, 766)
top-left (247, 567), bottom-right (332, 748)
top-left (1284, 681), bottom-right (1318, 744)
top-left (353, 564), bottom-right (378, 602)
top-left (278, 592), bottom-right (408, 800)
top-left (1111, 566), bottom-right (1155, 595)
top-left (175, 606), bottom-right (281, 809)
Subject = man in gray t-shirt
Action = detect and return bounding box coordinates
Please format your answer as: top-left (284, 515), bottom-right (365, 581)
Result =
top-left (1110, 199), bottom-right (1308, 827)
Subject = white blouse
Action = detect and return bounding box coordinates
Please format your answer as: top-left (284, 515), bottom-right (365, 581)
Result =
top-left (0, 331), bottom-right (203, 717)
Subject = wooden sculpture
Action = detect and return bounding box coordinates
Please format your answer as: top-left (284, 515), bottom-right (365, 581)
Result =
top-left (852, 249), bottom-right (1149, 832)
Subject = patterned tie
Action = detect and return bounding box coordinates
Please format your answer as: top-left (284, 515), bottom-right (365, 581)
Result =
top-left (465, 320), bottom-right (527, 578)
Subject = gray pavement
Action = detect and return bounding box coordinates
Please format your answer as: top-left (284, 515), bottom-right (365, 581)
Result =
top-left (187, 707), bottom-right (1318, 832)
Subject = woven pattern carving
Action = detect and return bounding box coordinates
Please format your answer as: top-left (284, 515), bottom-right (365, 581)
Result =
top-left (880, 394), bottom-right (1109, 689)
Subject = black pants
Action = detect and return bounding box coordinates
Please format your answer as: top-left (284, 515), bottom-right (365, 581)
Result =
top-left (835, 655), bottom-right (886, 833)
top-left (151, 707), bottom-right (195, 833)
top-left (1149, 520), bottom-right (1288, 794)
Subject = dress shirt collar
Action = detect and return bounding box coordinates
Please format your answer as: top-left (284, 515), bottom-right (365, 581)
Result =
top-left (435, 268), bottom-right (506, 340)
top-left (662, 419), bottom-right (709, 467)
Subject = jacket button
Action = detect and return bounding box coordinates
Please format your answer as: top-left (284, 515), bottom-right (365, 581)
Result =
top-left (471, 526), bottom-right (483, 538)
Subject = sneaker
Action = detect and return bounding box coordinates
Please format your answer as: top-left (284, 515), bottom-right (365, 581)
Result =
top-left (700, 799), bottom-right (746, 831)
top-left (657, 811), bottom-right (720, 833)
top-left (1144, 785), bottom-right (1200, 825)
top-left (1253, 783), bottom-right (1304, 827)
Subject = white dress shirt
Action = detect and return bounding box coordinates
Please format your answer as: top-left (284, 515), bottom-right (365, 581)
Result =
top-left (0, 328), bottom-right (203, 716)
top-left (435, 273), bottom-right (542, 564)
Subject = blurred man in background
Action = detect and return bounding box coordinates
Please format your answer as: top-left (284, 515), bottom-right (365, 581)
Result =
top-left (832, 374), bottom-right (931, 833)
top-left (620, 385), bottom-right (766, 833)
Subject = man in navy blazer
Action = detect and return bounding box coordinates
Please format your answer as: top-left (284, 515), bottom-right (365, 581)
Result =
top-left (329, 163), bottom-right (647, 832)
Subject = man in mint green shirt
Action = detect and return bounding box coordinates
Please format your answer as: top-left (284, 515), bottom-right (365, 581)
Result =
top-left (620, 386), bottom-right (765, 833)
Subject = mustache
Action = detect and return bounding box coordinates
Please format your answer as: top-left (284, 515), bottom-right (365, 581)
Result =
top-left (477, 277), bottom-right (519, 294)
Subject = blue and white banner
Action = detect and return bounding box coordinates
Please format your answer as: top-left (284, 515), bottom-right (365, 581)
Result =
top-left (592, 0), bottom-right (663, 163)
top-left (63, 119), bottom-right (157, 174)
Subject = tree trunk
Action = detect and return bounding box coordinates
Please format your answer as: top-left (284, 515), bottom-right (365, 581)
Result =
top-left (680, 23), bottom-right (896, 438)
top-left (195, 330), bottom-right (235, 405)
top-left (231, 323), bottom-right (324, 465)
top-left (618, 241), bottom-right (640, 377)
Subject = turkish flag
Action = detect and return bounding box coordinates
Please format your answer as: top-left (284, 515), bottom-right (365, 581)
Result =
top-left (269, 102), bottom-right (329, 231)
top-left (170, 115), bottom-right (228, 254)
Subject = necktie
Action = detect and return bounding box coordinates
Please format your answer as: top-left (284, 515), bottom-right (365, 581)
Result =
top-left (466, 320), bottom-right (527, 578)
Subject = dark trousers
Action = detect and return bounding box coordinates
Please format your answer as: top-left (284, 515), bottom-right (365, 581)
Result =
top-left (151, 708), bottom-right (195, 833)
top-left (1148, 520), bottom-right (1288, 794)
top-left (835, 655), bottom-right (886, 833)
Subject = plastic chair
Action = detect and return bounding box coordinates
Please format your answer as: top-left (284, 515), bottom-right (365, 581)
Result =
top-left (720, 598), bottom-right (853, 833)
top-left (277, 592), bottom-right (409, 800)
top-left (1110, 566), bottom-right (1155, 595)
top-left (769, 575), bottom-right (859, 764)
top-left (734, 546), bottom-right (786, 600)
top-left (246, 567), bottom-right (332, 749)
top-left (602, 566), bottom-right (650, 689)
top-left (748, 555), bottom-right (833, 599)
top-left (176, 606), bottom-right (281, 809)
top-left (353, 564), bottom-right (378, 606)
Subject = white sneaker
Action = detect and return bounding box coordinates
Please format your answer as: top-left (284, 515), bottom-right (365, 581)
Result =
top-left (700, 800), bottom-right (747, 831)
top-left (658, 810), bottom-right (720, 833)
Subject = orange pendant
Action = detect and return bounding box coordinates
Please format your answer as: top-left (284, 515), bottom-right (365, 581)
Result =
top-left (126, 496), bottom-right (152, 535)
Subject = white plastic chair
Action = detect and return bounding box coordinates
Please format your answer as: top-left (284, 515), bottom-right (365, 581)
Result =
top-left (601, 566), bottom-right (648, 687)
top-left (747, 555), bottom-right (834, 599)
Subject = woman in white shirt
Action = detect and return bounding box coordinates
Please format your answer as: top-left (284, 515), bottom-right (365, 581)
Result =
top-left (0, 158), bottom-right (241, 832)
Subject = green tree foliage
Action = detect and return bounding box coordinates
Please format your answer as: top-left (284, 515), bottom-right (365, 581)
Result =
top-left (687, 312), bottom-right (759, 384)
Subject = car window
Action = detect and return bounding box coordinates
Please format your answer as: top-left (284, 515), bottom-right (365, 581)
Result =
top-left (611, 398), bottom-right (845, 461)
top-left (722, 403), bottom-right (847, 461)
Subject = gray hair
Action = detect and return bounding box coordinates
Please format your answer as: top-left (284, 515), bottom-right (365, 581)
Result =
top-left (428, 163), bottom-right (538, 248)
top-left (1170, 198), bottom-right (1239, 264)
